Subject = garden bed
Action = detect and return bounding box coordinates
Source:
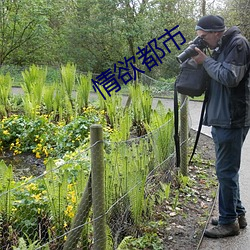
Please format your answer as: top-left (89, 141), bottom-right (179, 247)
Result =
top-left (0, 130), bottom-right (217, 250)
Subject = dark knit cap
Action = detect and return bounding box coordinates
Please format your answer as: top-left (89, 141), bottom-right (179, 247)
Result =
top-left (195, 15), bottom-right (225, 32)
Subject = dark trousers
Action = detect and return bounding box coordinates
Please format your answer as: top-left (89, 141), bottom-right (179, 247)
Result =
top-left (211, 126), bottom-right (249, 225)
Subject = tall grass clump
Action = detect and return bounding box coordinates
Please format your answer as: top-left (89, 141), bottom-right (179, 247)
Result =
top-left (129, 84), bottom-right (153, 135)
top-left (0, 73), bottom-right (12, 117)
top-left (105, 135), bottom-right (153, 247)
top-left (145, 100), bottom-right (175, 164)
top-left (0, 161), bottom-right (14, 222)
top-left (76, 72), bottom-right (92, 112)
top-left (61, 63), bottom-right (76, 103)
top-left (21, 65), bottom-right (47, 118)
top-left (43, 84), bottom-right (56, 114)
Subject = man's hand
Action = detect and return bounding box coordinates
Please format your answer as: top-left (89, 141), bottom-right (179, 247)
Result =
top-left (192, 47), bottom-right (207, 64)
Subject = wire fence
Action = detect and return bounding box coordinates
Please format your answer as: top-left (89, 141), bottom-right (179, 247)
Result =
top-left (0, 73), bottom-right (191, 249)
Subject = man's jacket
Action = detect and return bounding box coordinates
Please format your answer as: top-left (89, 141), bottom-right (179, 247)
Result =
top-left (203, 26), bottom-right (250, 128)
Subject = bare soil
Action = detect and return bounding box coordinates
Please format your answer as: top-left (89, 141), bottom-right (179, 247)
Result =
top-left (159, 130), bottom-right (217, 250)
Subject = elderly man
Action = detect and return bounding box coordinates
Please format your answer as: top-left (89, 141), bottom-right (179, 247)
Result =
top-left (192, 15), bottom-right (250, 238)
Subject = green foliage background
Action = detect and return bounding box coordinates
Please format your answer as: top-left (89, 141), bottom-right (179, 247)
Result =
top-left (1, 0), bottom-right (249, 80)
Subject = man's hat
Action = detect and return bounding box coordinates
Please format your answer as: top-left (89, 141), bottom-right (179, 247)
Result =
top-left (195, 15), bottom-right (225, 32)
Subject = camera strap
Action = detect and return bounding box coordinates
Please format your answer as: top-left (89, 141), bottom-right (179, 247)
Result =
top-left (174, 82), bottom-right (181, 168)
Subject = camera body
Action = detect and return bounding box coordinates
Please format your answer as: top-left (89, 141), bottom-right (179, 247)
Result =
top-left (177, 36), bottom-right (208, 63)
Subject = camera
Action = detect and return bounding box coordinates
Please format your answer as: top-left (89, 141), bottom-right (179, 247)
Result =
top-left (176, 36), bottom-right (208, 64)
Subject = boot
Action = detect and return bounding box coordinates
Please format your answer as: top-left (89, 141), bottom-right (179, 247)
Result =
top-left (204, 222), bottom-right (240, 238)
top-left (211, 214), bottom-right (247, 229)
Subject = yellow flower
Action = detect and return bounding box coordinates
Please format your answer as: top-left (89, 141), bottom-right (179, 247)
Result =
top-left (36, 152), bottom-right (41, 159)
top-left (65, 205), bottom-right (74, 218)
top-left (71, 195), bottom-right (76, 204)
top-left (3, 130), bottom-right (9, 135)
top-left (43, 147), bottom-right (49, 157)
top-left (21, 176), bottom-right (32, 181)
top-left (100, 110), bottom-right (106, 115)
top-left (12, 207), bottom-right (17, 212)
top-left (26, 183), bottom-right (37, 191)
top-left (32, 193), bottom-right (42, 201)
top-left (14, 149), bottom-right (22, 155)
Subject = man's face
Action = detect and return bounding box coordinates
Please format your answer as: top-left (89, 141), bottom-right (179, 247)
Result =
top-left (196, 30), bottom-right (221, 49)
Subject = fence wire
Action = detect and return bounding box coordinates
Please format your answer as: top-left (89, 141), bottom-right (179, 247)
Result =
top-left (0, 75), bottom-right (192, 249)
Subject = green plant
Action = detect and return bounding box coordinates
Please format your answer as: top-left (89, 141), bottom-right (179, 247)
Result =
top-left (0, 74), bottom-right (186, 248)
top-left (12, 176), bottom-right (49, 241)
top-left (43, 84), bottom-right (56, 114)
top-left (104, 93), bottom-right (123, 128)
top-left (0, 161), bottom-right (17, 248)
top-left (109, 109), bottom-right (132, 141)
top-left (0, 73), bottom-right (12, 117)
top-left (46, 67), bottom-right (61, 84)
top-left (0, 65), bottom-right (24, 86)
top-left (13, 233), bottom-right (49, 250)
top-left (21, 65), bottom-right (47, 118)
top-left (141, 88), bottom-right (153, 124)
top-left (129, 84), bottom-right (153, 126)
top-left (0, 143), bottom-right (91, 248)
top-left (178, 173), bottom-right (191, 189)
top-left (0, 107), bottom-right (103, 158)
top-left (144, 100), bottom-right (174, 164)
top-left (157, 182), bottom-right (171, 204)
top-left (105, 136), bottom-right (153, 234)
top-left (52, 83), bottom-right (67, 121)
top-left (52, 81), bottom-right (75, 122)
top-left (43, 159), bottom-right (69, 224)
top-left (117, 233), bottom-right (163, 250)
top-left (0, 115), bottom-right (57, 157)
top-left (0, 161), bottom-right (15, 222)
top-left (60, 63), bottom-right (76, 102)
top-left (42, 157), bottom-right (92, 248)
top-left (76, 72), bottom-right (92, 111)
top-left (172, 190), bottom-right (180, 210)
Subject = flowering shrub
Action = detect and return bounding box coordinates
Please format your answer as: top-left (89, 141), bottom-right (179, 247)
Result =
top-left (0, 75), bottom-right (176, 248)
top-left (0, 106), bottom-right (105, 158)
top-left (12, 177), bottom-right (49, 239)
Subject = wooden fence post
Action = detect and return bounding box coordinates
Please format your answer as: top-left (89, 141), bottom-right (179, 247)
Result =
top-left (91, 124), bottom-right (106, 250)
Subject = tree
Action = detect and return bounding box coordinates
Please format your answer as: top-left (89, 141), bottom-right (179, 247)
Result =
top-left (0, 0), bottom-right (47, 65)
top-left (65, 0), bottom-right (200, 78)
top-left (1, 0), bottom-right (230, 79)
top-left (220, 0), bottom-right (250, 39)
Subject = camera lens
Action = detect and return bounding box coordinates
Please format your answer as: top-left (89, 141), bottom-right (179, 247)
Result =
top-left (176, 36), bottom-right (208, 63)
top-left (176, 45), bottom-right (198, 63)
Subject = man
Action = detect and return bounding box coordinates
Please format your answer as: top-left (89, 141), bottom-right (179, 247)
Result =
top-left (192, 15), bottom-right (250, 238)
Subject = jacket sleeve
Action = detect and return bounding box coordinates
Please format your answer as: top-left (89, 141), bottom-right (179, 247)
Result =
top-left (203, 38), bottom-right (250, 87)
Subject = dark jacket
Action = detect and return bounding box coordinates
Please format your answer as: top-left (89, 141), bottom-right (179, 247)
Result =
top-left (203, 26), bottom-right (250, 128)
